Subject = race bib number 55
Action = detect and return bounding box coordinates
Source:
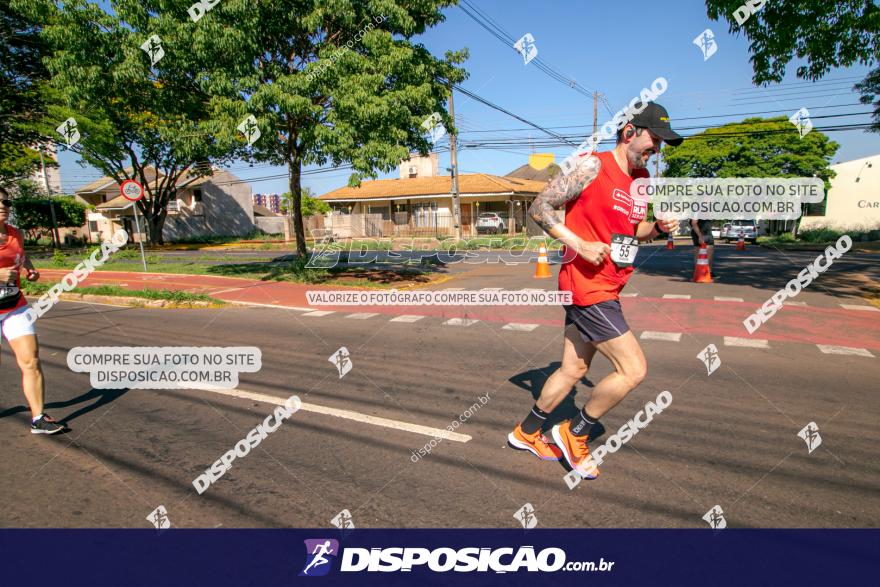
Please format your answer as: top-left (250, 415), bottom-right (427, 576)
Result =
top-left (610, 233), bottom-right (638, 267)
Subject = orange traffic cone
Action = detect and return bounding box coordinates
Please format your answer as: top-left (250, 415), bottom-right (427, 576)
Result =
top-left (534, 244), bottom-right (553, 279)
top-left (693, 244), bottom-right (713, 283)
top-left (666, 232), bottom-right (674, 250)
top-left (736, 232), bottom-right (746, 251)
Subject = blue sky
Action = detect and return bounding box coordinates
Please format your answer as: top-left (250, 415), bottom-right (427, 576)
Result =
top-left (57, 0), bottom-right (878, 196)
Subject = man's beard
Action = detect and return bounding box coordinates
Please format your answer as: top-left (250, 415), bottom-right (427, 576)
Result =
top-left (627, 148), bottom-right (651, 170)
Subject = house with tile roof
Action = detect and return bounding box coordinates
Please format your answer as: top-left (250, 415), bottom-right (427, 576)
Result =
top-left (74, 167), bottom-right (255, 243)
top-left (318, 154), bottom-right (550, 238)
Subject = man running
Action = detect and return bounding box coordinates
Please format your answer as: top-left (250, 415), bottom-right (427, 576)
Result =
top-left (507, 103), bottom-right (682, 478)
top-left (690, 218), bottom-right (714, 269)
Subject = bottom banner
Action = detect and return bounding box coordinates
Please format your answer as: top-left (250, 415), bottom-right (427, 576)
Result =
top-left (0, 529), bottom-right (875, 585)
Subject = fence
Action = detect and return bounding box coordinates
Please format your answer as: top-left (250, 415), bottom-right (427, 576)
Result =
top-left (308, 212), bottom-right (534, 239)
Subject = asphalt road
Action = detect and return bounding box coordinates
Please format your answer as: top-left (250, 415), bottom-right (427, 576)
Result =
top-left (2, 259), bottom-right (878, 528)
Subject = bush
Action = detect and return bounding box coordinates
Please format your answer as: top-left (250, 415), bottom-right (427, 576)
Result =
top-left (8, 182), bottom-right (88, 239)
top-left (51, 249), bottom-right (66, 267)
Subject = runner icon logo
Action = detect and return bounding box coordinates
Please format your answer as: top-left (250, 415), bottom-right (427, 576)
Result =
top-left (331, 509), bottom-right (355, 530)
top-left (513, 33), bottom-right (538, 65)
top-left (698, 344), bottom-right (721, 376)
top-left (329, 347), bottom-right (352, 378)
top-left (146, 505), bottom-right (171, 530)
top-left (693, 29), bottom-right (717, 61)
top-left (300, 539), bottom-right (339, 577)
top-left (513, 503), bottom-right (538, 529)
top-left (798, 422), bottom-right (822, 454)
top-left (703, 505), bottom-right (727, 530)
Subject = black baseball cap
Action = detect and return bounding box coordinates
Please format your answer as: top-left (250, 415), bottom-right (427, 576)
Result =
top-left (631, 102), bottom-right (683, 146)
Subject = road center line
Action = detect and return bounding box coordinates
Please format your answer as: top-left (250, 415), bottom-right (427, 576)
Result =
top-left (191, 387), bottom-right (472, 443)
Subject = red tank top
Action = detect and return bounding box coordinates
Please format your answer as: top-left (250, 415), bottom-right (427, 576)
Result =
top-left (558, 151), bottom-right (650, 306)
top-left (0, 224), bottom-right (27, 315)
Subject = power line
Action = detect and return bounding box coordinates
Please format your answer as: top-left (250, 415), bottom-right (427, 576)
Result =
top-left (457, 0), bottom-right (613, 115)
top-left (454, 109), bottom-right (872, 135)
top-left (452, 84), bottom-right (578, 147)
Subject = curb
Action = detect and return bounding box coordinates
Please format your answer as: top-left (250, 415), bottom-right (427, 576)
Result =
top-left (26, 293), bottom-right (224, 309)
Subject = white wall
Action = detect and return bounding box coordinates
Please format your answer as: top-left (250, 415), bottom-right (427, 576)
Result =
top-left (800, 155), bottom-right (880, 231)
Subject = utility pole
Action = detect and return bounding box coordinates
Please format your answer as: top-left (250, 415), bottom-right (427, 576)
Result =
top-left (38, 145), bottom-right (60, 248)
top-left (448, 84), bottom-right (462, 240)
top-left (592, 91), bottom-right (599, 136)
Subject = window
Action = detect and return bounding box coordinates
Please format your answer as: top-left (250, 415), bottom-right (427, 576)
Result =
top-left (367, 205), bottom-right (390, 220)
top-left (412, 202), bottom-right (437, 227)
top-left (88, 221), bottom-right (98, 233)
top-left (193, 189), bottom-right (203, 202)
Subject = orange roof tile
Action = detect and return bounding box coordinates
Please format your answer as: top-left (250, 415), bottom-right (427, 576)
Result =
top-left (319, 174), bottom-right (547, 201)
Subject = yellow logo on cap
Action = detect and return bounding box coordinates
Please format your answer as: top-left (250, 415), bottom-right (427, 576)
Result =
top-left (660, 116), bottom-right (669, 122)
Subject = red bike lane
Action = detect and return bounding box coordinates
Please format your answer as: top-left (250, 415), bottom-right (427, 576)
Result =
top-left (37, 269), bottom-right (880, 351)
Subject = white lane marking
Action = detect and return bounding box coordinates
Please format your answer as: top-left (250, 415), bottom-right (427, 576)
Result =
top-left (443, 287), bottom-right (465, 291)
top-left (481, 287), bottom-right (504, 291)
top-left (620, 293), bottom-right (639, 297)
top-left (817, 345), bottom-right (875, 358)
top-left (662, 294), bottom-right (691, 300)
top-left (302, 310), bottom-right (335, 317)
top-left (714, 296), bottom-right (744, 302)
top-left (196, 387), bottom-right (471, 442)
top-left (724, 336), bottom-right (769, 349)
top-left (639, 331), bottom-right (682, 342)
top-left (503, 323), bottom-right (539, 332)
top-left (444, 317), bottom-right (480, 326)
top-left (346, 312), bottom-right (379, 319)
top-left (390, 315), bottom-right (426, 323)
top-left (782, 301), bottom-right (807, 307)
top-left (209, 287), bottom-right (245, 295)
top-left (226, 301), bottom-right (313, 311)
top-left (840, 304), bottom-right (880, 312)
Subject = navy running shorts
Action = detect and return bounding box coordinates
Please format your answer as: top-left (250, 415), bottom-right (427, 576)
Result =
top-left (564, 300), bottom-right (631, 343)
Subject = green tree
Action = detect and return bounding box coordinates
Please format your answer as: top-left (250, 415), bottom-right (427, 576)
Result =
top-left (9, 180), bottom-right (87, 241)
top-left (281, 187), bottom-right (329, 217)
top-left (0, 0), bottom-right (51, 193)
top-left (18, 0), bottom-right (244, 244)
top-left (193, 1), bottom-right (468, 255)
top-left (662, 117), bottom-right (839, 236)
top-left (704, 0), bottom-right (880, 132)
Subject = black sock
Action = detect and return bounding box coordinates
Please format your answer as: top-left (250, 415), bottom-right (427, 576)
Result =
top-left (570, 407), bottom-right (598, 437)
top-left (520, 404), bottom-right (550, 434)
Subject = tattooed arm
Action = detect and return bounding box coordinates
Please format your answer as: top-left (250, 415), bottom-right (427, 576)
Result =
top-left (528, 156), bottom-right (610, 266)
top-left (529, 155), bottom-right (601, 232)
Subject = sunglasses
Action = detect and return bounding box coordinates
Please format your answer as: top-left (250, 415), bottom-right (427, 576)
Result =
top-left (0, 200), bottom-right (11, 207)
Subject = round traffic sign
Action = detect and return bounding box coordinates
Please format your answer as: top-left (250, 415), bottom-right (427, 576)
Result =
top-left (120, 179), bottom-right (144, 201)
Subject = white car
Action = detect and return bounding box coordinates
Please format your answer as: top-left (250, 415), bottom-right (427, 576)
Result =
top-left (476, 212), bottom-right (507, 234)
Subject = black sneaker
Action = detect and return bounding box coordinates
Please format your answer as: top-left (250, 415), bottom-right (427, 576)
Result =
top-left (31, 414), bottom-right (65, 435)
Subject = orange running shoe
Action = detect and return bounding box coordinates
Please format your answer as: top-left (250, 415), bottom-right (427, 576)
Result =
top-left (507, 424), bottom-right (563, 461)
top-left (551, 420), bottom-right (599, 479)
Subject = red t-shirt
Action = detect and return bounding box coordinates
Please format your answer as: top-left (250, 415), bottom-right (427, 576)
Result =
top-left (0, 225), bottom-right (28, 315)
top-left (558, 151), bottom-right (650, 306)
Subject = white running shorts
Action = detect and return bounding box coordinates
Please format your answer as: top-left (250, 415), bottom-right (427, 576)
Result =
top-left (0, 305), bottom-right (35, 345)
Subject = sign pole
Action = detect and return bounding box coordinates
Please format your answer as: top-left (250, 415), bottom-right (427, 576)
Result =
top-left (132, 203), bottom-right (148, 272)
top-left (120, 179), bottom-right (149, 272)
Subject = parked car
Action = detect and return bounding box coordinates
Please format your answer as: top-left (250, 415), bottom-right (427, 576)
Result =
top-left (476, 212), bottom-right (508, 234)
top-left (720, 223), bottom-right (733, 240)
top-left (711, 225), bottom-right (721, 239)
top-left (725, 220), bottom-right (757, 243)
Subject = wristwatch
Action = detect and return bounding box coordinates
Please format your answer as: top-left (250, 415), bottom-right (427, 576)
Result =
top-left (653, 220), bottom-right (666, 234)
